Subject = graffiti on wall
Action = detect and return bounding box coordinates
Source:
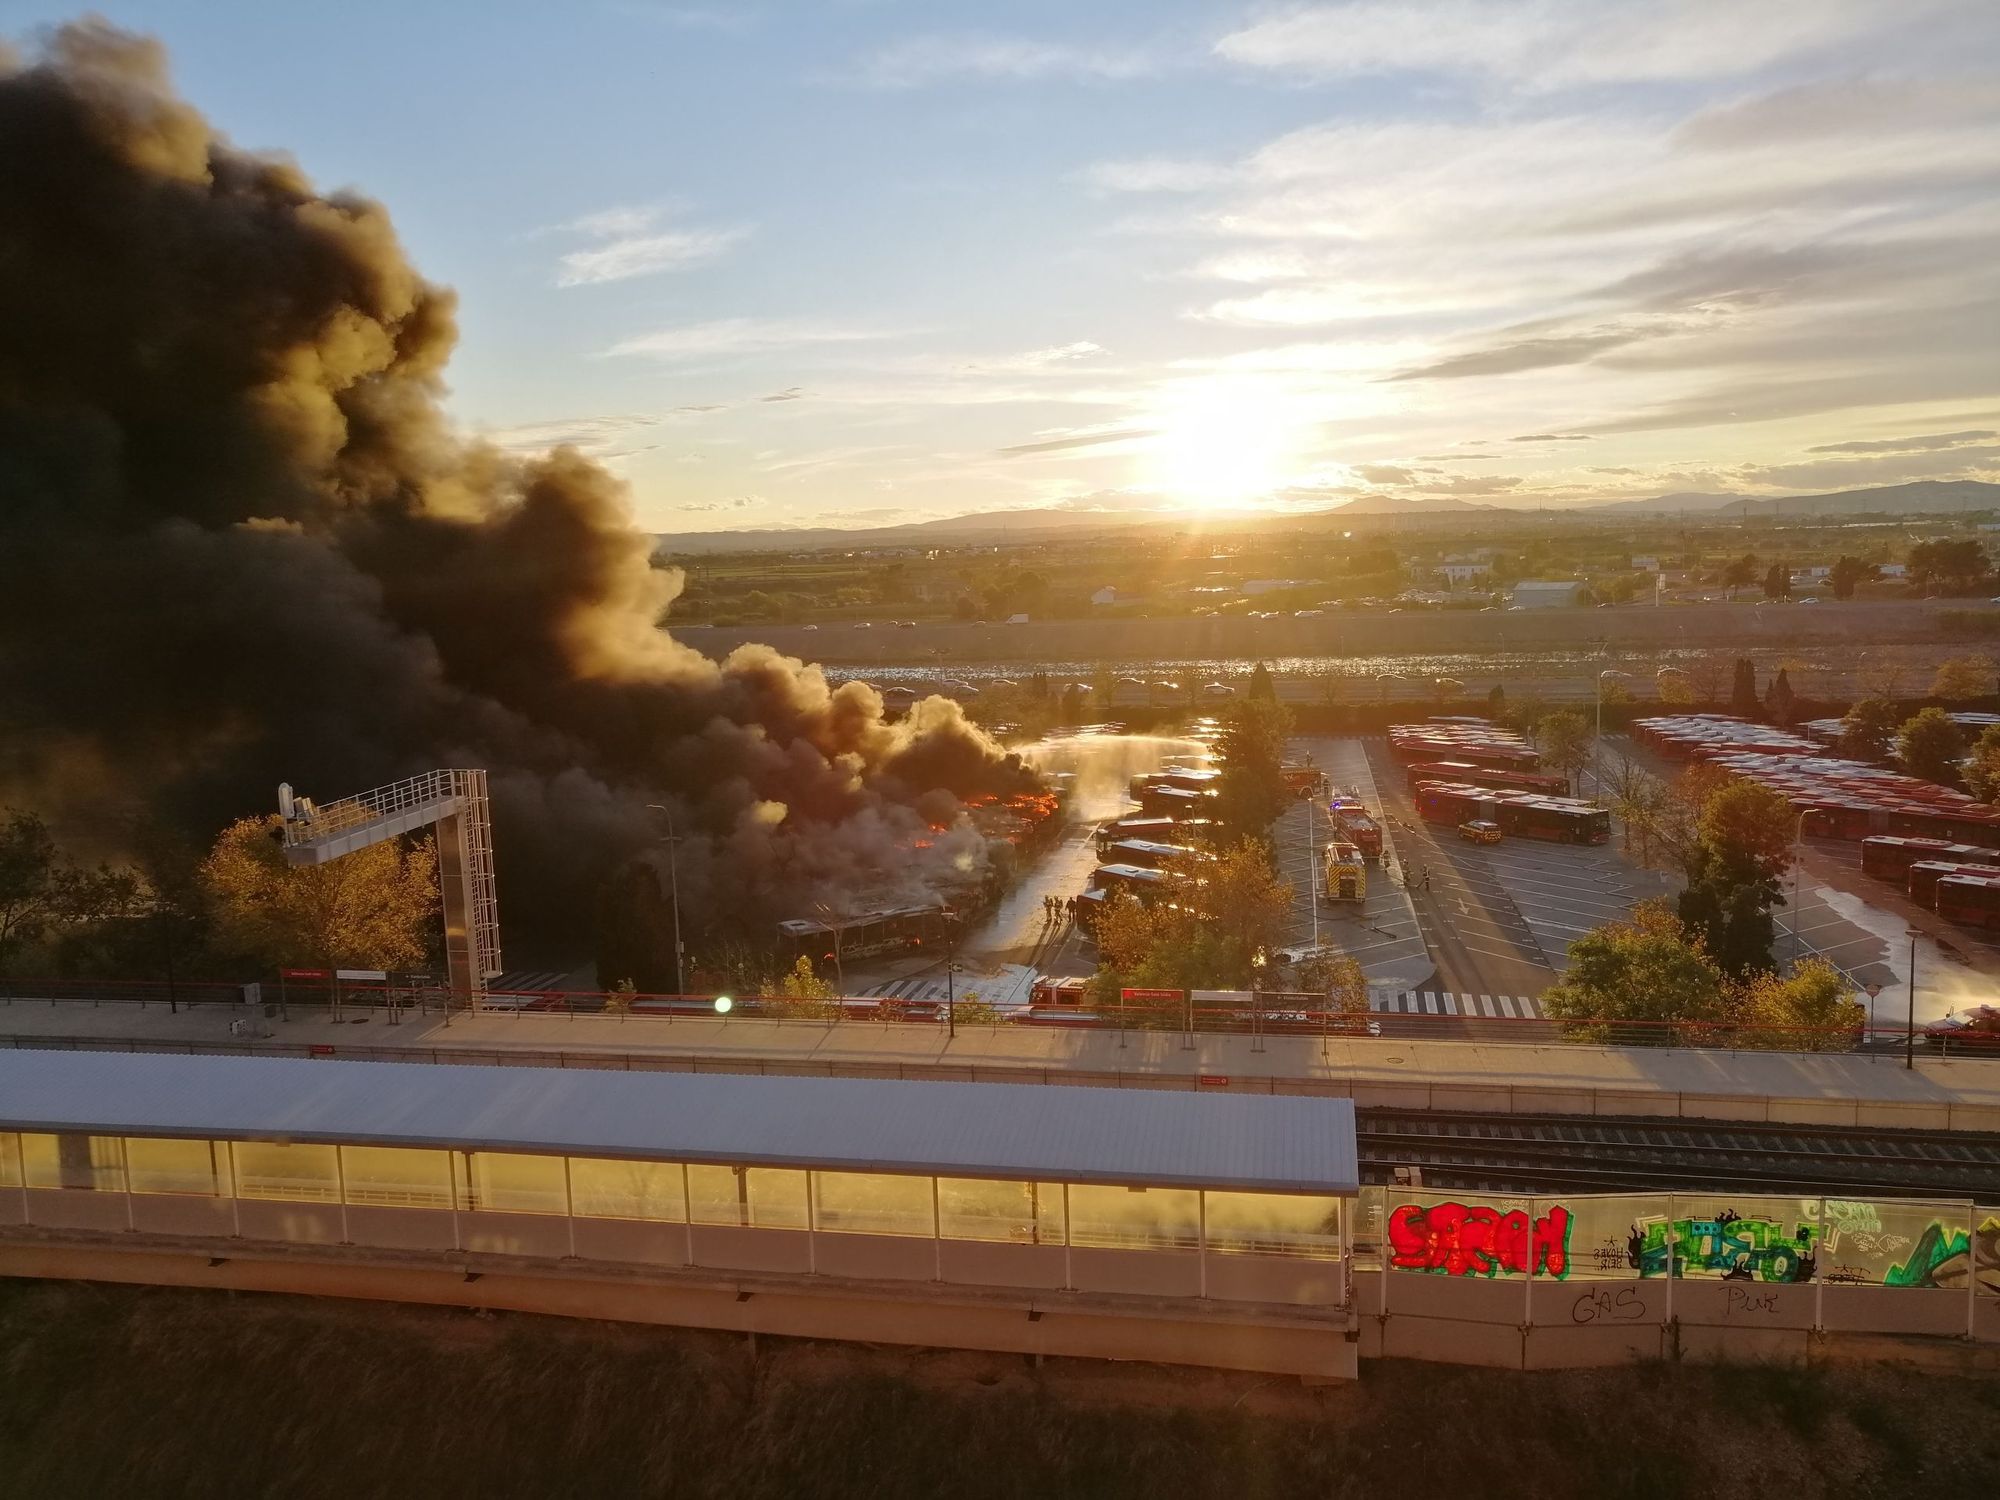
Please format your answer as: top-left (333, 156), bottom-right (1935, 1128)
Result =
top-left (1388, 1201), bottom-right (1572, 1278)
top-left (1626, 1210), bottom-right (1817, 1283)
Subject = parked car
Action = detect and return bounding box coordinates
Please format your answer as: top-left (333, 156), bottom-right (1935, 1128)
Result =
top-left (1202, 682), bottom-right (1235, 698)
top-left (1923, 1005), bottom-right (2000, 1051)
top-left (1458, 818), bottom-right (1503, 845)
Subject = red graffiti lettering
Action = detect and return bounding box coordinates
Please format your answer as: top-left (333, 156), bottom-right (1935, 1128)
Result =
top-left (1387, 1202), bottom-right (1573, 1277)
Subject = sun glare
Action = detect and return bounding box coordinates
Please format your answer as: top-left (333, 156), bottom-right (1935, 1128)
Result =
top-left (1142, 379), bottom-right (1306, 510)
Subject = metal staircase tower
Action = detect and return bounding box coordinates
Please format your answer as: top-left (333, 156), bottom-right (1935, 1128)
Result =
top-left (277, 769), bottom-right (501, 1000)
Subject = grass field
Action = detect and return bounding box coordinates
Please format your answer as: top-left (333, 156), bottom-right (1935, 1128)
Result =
top-left (3, 1280), bottom-right (1997, 1498)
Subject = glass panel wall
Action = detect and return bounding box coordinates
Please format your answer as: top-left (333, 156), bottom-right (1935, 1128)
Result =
top-left (570, 1157), bottom-right (685, 1221)
top-left (812, 1171), bottom-right (933, 1237)
top-left (937, 1178), bottom-right (1066, 1244)
top-left (688, 1165), bottom-right (808, 1230)
top-left (1203, 1191), bottom-right (1340, 1258)
top-left (468, 1151), bottom-right (567, 1215)
top-left (340, 1146), bottom-right (452, 1209)
top-left (0, 1132), bottom-right (20, 1189)
top-left (232, 1141), bottom-right (340, 1203)
top-left (20, 1132), bottom-right (124, 1192)
top-left (126, 1137), bottom-right (227, 1196)
top-left (1068, 1184), bottom-right (1200, 1250)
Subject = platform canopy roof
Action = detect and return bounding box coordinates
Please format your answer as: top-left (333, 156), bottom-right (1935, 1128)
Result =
top-left (0, 1051), bottom-right (1358, 1195)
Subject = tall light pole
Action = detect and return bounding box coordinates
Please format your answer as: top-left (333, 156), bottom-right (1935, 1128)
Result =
top-left (1594, 669), bottom-right (1632, 796)
top-left (1788, 805), bottom-right (1808, 965)
top-left (644, 804), bottom-right (685, 997)
top-left (812, 901), bottom-right (847, 994)
top-left (1905, 927), bottom-right (1921, 1071)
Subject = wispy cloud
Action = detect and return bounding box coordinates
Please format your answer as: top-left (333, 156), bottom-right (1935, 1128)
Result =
top-left (856, 33), bottom-right (1161, 88)
top-left (1213, 1), bottom-right (1971, 89)
top-left (994, 426), bottom-right (1155, 458)
top-left (1807, 428), bottom-right (1996, 454)
top-left (480, 413), bottom-right (658, 455)
top-left (606, 318), bottom-right (905, 360)
top-left (552, 205), bottom-right (746, 287)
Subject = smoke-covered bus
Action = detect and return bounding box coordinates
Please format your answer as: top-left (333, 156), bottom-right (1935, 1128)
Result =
top-left (1413, 782), bottom-right (1611, 845)
top-left (1094, 815), bottom-right (1213, 849)
top-left (1098, 838), bottom-right (1206, 871)
top-left (1403, 759), bottom-right (1568, 797)
top-left (775, 902), bottom-right (946, 967)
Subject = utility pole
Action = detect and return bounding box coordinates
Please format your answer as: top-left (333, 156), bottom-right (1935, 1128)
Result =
top-left (644, 804), bottom-right (685, 996)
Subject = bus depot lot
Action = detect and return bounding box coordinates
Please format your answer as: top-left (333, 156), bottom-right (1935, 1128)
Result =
top-left (1361, 738), bottom-right (1675, 1001)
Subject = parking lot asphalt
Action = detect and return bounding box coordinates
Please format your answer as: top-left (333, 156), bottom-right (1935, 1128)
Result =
top-left (1363, 737), bottom-right (1675, 1000)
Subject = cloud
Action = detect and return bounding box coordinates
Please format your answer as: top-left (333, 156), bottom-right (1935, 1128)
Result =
top-left (1589, 466), bottom-right (1641, 475)
top-left (856, 34), bottom-right (1158, 88)
top-left (1355, 464), bottom-right (1418, 484)
top-left (480, 414), bottom-right (657, 456)
top-left (994, 426), bottom-right (1155, 458)
top-left (1082, 158), bottom-right (1232, 193)
top-left (1807, 429), bottom-right (1996, 454)
top-left (552, 205), bottom-right (746, 287)
top-left (1213, 1), bottom-right (1965, 88)
top-left (1735, 445), bottom-right (2000, 491)
top-left (1674, 73), bottom-right (2000, 151)
top-left (1391, 327), bottom-right (1668, 381)
top-left (957, 341), bottom-right (1106, 373)
top-left (681, 496), bottom-right (759, 513)
top-left (760, 387), bottom-right (808, 402)
top-left (1512, 433), bottom-right (1592, 442)
top-left (606, 319), bottom-right (904, 360)
top-left (1420, 474), bottom-right (1524, 496)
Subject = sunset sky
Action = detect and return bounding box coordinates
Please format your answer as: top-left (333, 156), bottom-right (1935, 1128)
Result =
top-left (13, 1), bottom-right (1999, 531)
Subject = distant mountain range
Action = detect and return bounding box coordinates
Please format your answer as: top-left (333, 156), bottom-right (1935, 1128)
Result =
top-left (658, 480), bottom-right (2000, 554)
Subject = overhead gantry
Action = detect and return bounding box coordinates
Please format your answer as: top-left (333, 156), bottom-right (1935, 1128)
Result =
top-left (278, 769), bottom-right (501, 1000)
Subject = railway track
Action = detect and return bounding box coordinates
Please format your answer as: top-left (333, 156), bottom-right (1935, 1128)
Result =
top-left (1358, 1109), bottom-right (2000, 1198)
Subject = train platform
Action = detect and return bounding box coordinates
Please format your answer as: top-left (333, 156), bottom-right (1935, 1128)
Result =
top-left (3, 995), bottom-right (1996, 1133)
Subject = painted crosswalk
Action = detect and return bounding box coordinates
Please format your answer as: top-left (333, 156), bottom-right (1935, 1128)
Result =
top-left (862, 976), bottom-right (950, 1002)
top-left (1365, 988), bottom-right (1548, 1020)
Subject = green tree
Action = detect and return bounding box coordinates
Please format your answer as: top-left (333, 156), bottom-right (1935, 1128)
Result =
top-left (1534, 709), bottom-right (1593, 796)
top-left (1838, 698), bottom-right (1899, 761)
top-left (1247, 661), bottom-right (1276, 701)
top-left (1736, 959), bottom-right (1864, 1052)
top-left (1675, 780), bottom-right (1796, 978)
top-left (1828, 555), bottom-right (1876, 600)
top-left (1898, 707), bottom-right (1964, 785)
top-left (1930, 653), bottom-right (1994, 702)
top-left (1091, 839), bottom-right (1294, 1003)
top-left (200, 816), bottom-right (438, 973)
top-left (1291, 950), bottom-right (1368, 1021)
top-left (1486, 682), bottom-right (1506, 716)
top-left (0, 809), bottom-right (143, 975)
top-left (758, 955), bottom-right (839, 1019)
top-left (1966, 725), bottom-right (2000, 803)
top-left (1908, 538), bottom-right (1988, 591)
top-left (1722, 553), bottom-right (1759, 591)
top-left (1729, 657), bottom-right (1760, 718)
top-left (1762, 561), bottom-right (1790, 599)
top-left (1764, 666), bottom-right (1797, 726)
top-left (594, 859), bottom-right (677, 993)
top-left (1542, 901), bottom-right (1730, 1044)
top-left (1212, 697), bottom-right (1294, 838)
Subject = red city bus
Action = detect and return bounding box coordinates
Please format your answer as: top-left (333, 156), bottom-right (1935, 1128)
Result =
top-left (1403, 759), bottom-right (1567, 797)
top-left (1935, 873), bottom-right (2000, 931)
top-left (1907, 860), bottom-right (2000, 909)
top-left (1413, 782), bottom-right (1609, 845)
top-left (1860, 835), bottom-right (1978, 882)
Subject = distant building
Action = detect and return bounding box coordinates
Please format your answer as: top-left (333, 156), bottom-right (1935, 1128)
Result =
top-left (1879, 563), bottom-right (1907, 578)
top-left (1629, 555), bottom-right (1660, 571)
top-left (1437, 562), bottom-right (1492, 586)
top-left (1242, 578), bottom-right (1320, 596)
top-left (1511, 580), bottom-right (1585, 609)
top-left (1090, 586), bottom-right (1120, 606)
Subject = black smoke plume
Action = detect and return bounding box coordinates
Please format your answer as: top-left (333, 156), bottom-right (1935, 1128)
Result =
top-left (0, 21), bottom-right (1029, 961)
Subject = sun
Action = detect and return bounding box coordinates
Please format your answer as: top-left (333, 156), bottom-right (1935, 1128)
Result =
top-left (1141, 378), bottom-right (1307, 510)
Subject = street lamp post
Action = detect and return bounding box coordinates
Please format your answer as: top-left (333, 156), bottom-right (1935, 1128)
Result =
top-left (1905, 928), bottom-right (1921, 1070)
top-left (944, 913), bottom-right (960, 1040)
top-left (1594, 669), bottom-right (1632, 797)
top-left (643, 804), bottom-right (685, 997)
top-left (1251, 951), bottom-right (1267, 1054)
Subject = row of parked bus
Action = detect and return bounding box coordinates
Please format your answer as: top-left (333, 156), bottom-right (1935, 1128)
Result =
top-left (1412, 781), bottom-right (1612, 845)
top-left (1858, 835), bottom-right (2000, 931)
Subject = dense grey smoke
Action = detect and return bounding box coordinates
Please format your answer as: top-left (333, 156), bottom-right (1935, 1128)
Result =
top-left (0, 21), bottom-right (1028, 957)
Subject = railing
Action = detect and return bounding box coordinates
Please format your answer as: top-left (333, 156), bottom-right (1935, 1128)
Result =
top-left (281, 769), bottom-right (460, 847)
top-left (0, 974), bottom-right (1994, 1059)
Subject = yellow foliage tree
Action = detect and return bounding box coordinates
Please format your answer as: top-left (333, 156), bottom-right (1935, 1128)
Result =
top-left (759, 955), bottom-right (839, 1020)
top-left (1931, 654), bottom-right (1994, 703)
top-left (200, 816), bottom-right (438, 972)
top-left (1734, 958), bottom-right (1865, 1052)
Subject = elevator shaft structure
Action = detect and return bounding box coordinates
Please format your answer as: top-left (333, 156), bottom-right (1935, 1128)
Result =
top-left (278, 769), bottom-right (501, 1000)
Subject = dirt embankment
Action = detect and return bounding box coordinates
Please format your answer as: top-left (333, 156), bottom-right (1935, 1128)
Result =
top-left (3, 1280), bottom-right (1996, 1499)
top-left (677, 600), bottom-right (1982, 668)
